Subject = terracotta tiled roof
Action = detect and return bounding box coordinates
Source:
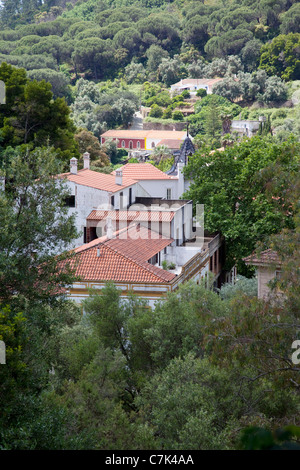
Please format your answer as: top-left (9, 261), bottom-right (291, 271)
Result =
top-left (70, 225), bottom-right (176, 283)
top-left (112, 163), bottom-right (172, 180)
top-left (58, 168), bottom-right (136, 193)
top-left (157, 139), bottom-right (183, 149)
top-left (171, 78), bottom-right (223, 87)
top-left (101, 129), bottom-right (186, 140)
top-left (243, 249), bottom-right (281, 266)
top-left (87, 209), bottom-right (175, 222)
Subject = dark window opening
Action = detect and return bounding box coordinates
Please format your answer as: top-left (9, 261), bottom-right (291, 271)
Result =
top-left (90, 227), bottom-right (98, 241)
top-left (148, 254), bottom-right (158, 265)
top-left (65, 195), bottom-right (75, 207)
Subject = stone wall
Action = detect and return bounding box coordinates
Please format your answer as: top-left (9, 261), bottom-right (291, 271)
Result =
top-left (143, 121), bottom-right (187, 131)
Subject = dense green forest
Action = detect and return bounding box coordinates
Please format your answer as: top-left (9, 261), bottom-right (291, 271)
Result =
top-left (0, 0), bottom-right (299, 84)
top-left (0, 0), bottom-right (299, 147)
top-left (0, 0), bottom-right (299, 154)
top-left (0, 0), bottom-right (300, 451)
top-left (0, 0), bottom-right (299, 86)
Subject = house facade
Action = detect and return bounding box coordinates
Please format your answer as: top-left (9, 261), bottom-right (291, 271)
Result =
top-left (101, 130), bottom-right (186, 152)
top-left (66, 224), bottom-right (223, 307)
top-left (111, 162), bottom-right (183, 199)
top-left (57, 153), bottom-right (149, 247)
top-left (170, 78), bottom-right (224, 95)
top-left (231, 117), bottom-right (266, 138)
top-left (85, 197), bottom-right (193, 246)
top-left (243, 249), bottom-right (282, 299)
top-left (110, 129), bottom-right (196, 200)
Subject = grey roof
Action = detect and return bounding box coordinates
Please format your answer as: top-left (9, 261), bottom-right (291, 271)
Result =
top-left (166, 130), bottom-right (195, 175)
top-left (178, 133), bottom-right (195, 165)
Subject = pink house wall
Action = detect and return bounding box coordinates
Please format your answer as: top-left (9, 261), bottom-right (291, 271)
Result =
top-left (101, 137), bottom-right (145, 150)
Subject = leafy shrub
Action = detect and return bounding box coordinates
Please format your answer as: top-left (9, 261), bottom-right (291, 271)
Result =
top-left (176, 101), bottom-right (187, 108)
top-left (196, 88), bottom-right (207, 98)
top-left (218, 276), bottom-right (257, 300)
top-left (149, 104), bottom-right (164, 118)
top-left (162, 260), bottom-right (168, 270)
top-left (172, 110), bottom-right (184, 121)
top-left (162, 107), bottom-right (172, 119)
top-left (181, 89), bottom-right (190, 99)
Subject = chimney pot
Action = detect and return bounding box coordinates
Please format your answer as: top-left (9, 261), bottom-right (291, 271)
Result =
top-left (115, 169), bottom-right (123, 186)
top-left (97, 246), bottom-right (101, 257)
top-left (83, 152), bottom-right (90, 170)
top-left (70, 158), bottom-right (78, 175)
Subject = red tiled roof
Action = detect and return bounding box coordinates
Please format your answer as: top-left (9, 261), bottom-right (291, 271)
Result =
top-left (243, 249), bottom-right (281, 266)
top-left (58, 168), bottom-right (136, 193)
top-left (171, 78), bottom-right (224, 87)
top-left (157, 139), bottom-right (183, 149)
top-left (70, 225), bottom-right (175, 283)
top-left (101, 129), bottom-right (186, 140)
top-left (112, 163), bottom-right (172, 180)
top-left (87, 209), bottom-right (175, 222)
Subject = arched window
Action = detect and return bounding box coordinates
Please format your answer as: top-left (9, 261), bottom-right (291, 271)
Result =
top-left (121, 140), bottom-right (125, 148)
top-left (137, 141), bottom-right (140, 149)
top-left (129, 141), bottom-right (133, 149)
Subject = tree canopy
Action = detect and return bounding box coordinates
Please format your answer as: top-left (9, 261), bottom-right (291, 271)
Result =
top-left (0, 62), bottom-right (79, 164)
top-left (183, 136), bottom-right (299, 273)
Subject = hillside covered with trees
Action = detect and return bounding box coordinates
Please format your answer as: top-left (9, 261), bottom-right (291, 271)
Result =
top-left (0, 0), bottom-right (299, 161)
top-left (0, 0), bottom-right (299, 81)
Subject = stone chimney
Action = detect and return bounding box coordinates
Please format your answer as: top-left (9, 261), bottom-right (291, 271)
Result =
top-left (70, 157), bottom-right (78, 175)
top-left (83, 152), bottom-right (90, 170)
top-left (115, 169), bottom-right (123, 185)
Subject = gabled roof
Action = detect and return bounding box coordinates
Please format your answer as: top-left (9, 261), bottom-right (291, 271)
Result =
top-left (101, 129), bottom-right (186, 140)
top-left (111, 163), bottom-right (172, 181)
top-left (157, 139), bottom-right (183, 149)
top-left (243, 249), bottom-right (282, 267)
top-left (70, 225), bottom-right (176, 284)
top-left (87, 209), bottom-right (175, 222)
top-left (171, 78), bottom-right (223, 88)
top-left (58, 168), bottom-right (136, 193)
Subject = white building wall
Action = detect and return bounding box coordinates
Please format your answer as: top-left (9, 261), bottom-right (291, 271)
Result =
top-left (231, 120), bottom-right (261, 137)
top-left (131, 182), bottom-right (152, 199)
top-left (113, 184), bottom-right (137, 210)
top-left (68, 282), bottom-right (171, 309)
top-left (65, 181), bottom-right (110, 248)
top-left (65, 181), bottom-right (139, 248)
top-left (134, 179), bottom-right (179, 199)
